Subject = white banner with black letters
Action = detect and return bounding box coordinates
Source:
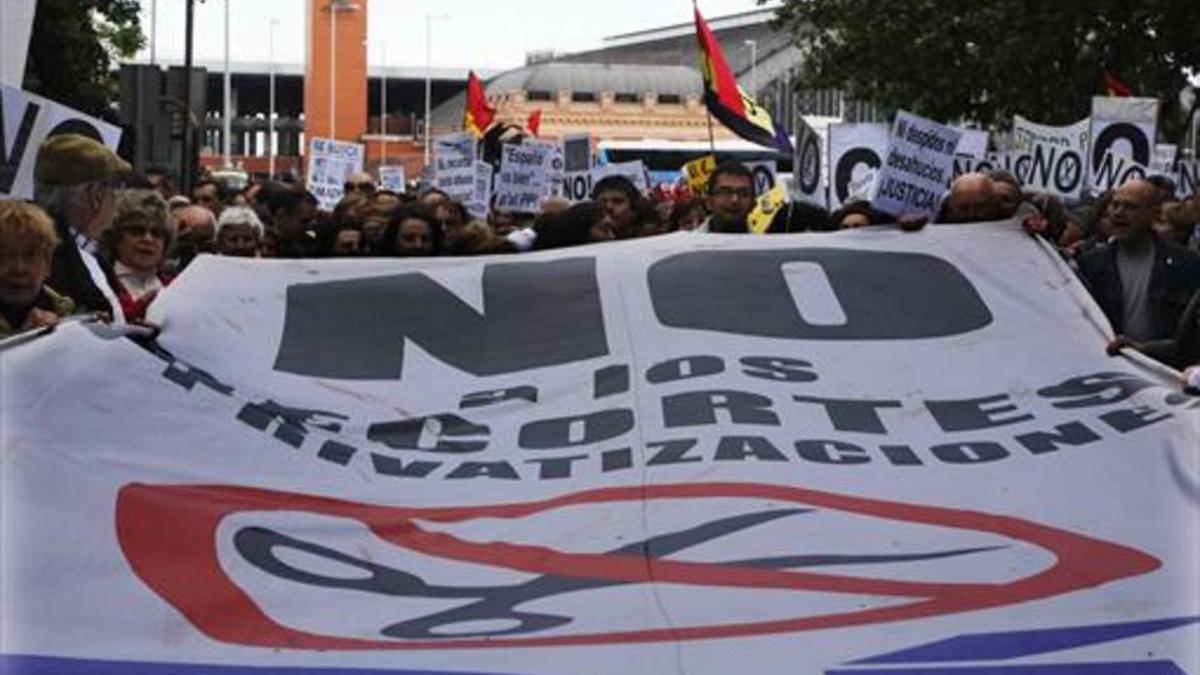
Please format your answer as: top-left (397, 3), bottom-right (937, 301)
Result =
top-left (2, 227), bottom-right (1198, 674)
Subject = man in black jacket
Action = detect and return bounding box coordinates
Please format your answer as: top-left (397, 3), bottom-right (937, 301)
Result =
top-left (1077, 179), bottom-right (1200, 342)
top-left (33, 134), bottom-right (131, 323)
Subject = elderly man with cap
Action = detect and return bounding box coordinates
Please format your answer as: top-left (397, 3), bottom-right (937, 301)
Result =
top-left (33, 133), bottom-right (130, 323)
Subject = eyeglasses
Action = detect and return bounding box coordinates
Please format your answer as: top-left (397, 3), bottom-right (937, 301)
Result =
top-left (344, 181), bottom-right (376, 192)
top-left (710, 186), bottom-right (753, 199)
top-left (120, 225), bottom-right (168, 239)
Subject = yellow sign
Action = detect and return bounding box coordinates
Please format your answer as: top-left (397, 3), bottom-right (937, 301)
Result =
top-left (748, 182), bottom-right (787, 234)
top-left (683, 154), bottom-right (717, 193)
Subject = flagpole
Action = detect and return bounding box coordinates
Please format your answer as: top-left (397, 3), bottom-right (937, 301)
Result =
top-left (695, 0), bottom-right (717, 158)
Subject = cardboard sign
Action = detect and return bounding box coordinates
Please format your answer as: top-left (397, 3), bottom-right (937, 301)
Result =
top-left (1089, 97), bottom-right (1158, 194)
top-left (378, 165), bottom-right (406, 193)
top-left (305, 137), bottom-right (365, 211)
top-left (494, 141), bottom-right (558, 213)
top-left (432, 132), bottom-right (478, 204)
top-left (792, 116), bottom-right (824, 208)
top-left (468, 160), bottom-right (493, 219)
top-left (1151, 143), bottom-right (1177, 174)
top-left (747, 181), bottom-right (787, 234)
top-left (561, 133), bottom-right (595, 202)
top-left (954, 128), bottom-right (990, 159)
top-left (683, 154), bottom-right (717, 194)
top-left (870, 110), bottom-right (961, 220)
top-left (827, 123), bottom-right (888, 208)
top-left (0, 83), bottom-right (123, 199)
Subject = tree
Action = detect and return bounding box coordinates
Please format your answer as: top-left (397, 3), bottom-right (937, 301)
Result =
top-left (772, 0), bottom-right (1200, 139)
top-left (24, 0), bottom-right (144, 121)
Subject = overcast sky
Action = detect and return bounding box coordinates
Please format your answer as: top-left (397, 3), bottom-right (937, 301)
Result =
top-left (135, 0), bottom-right (776, 70)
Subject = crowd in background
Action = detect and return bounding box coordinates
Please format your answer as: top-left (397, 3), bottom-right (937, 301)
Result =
top-left (2, 132), bottom-right (1200, 392)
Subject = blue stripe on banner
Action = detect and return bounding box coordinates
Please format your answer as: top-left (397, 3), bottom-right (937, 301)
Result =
top-left (0, 655), bottom-right (528, 675)
top-left (851, 616), bottom-right (1200, 664)
top-left (828, 663), bottom-right (1188, 675)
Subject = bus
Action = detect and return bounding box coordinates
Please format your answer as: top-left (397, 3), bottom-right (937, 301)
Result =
top-left (596, 139), bottom-right (793, 188)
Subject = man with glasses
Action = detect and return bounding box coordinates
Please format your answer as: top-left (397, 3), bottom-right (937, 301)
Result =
top-left (343, 171), bottom-right (377, 198)
top-left (33, 134), bottom-right (131, 323)
top-left (698, 162), bottom-right (756, 233)
top-left (1079, 178), bottom-right (1200, 342)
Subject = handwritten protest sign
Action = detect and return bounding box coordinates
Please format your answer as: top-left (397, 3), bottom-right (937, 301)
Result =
top-left (870, 110), bottom-right (960, 220)
top-left (494, 141), bottom-right (558, 213)
top-left (468, 160), bottom-right (493, 218)
top-left (305, 137), bottom-right (364, 210)
top-left (433, 132), bottom-right (478, 203)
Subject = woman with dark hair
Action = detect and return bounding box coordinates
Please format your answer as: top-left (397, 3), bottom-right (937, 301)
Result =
top-left (374, 205), bottom-right (443, 257)
top-left (591, 175), bottom-right (661, 238)
top-left (667, 197), bottom-right (707, 231)
top-left (531, 201), bottom-right (615, 250)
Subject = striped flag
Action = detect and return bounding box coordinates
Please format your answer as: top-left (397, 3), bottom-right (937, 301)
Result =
top-left (694, 7), bottom-right (793, 154)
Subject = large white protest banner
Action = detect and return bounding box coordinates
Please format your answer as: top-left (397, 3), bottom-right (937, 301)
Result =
top-left (792, 114), bottom-right (824, 208)
top-left (870, 110), bottom-right (960, 220)
top-left (1092, 149), bottom-right (1150, 193)
top-left (1013, 116), bottom-right (1090, 155)
top-left (1005, 116), bottom-right (1091, 199)
top-left (827, 123), bottom-right (888, 209)
top-left (432, 132), bottom-right (478, 204)
top-left (560, 133), bottom-right (594, 202)
top-left (1089, 97), bottom-right (1158, 193)
top-left (3, 226), bottom-right (1198, 675)
top-left (305, 137), bottom-right (365, 210)
top-left (0, 83), bottom-right (123, 199)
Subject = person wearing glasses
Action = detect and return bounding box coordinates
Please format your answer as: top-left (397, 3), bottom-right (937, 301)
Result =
top-left (100, 190), bottom-right (176, 322)
top-left (697, 162), bottom-right (756, 233)
top-left (343, 172), bottom-right (377, 198)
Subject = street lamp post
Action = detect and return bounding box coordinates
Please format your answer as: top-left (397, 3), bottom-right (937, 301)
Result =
top-left (744, 39), bottom-right (757, 97)
top-left (423, 13), bottom-right (448, 167)
top-left (268, 18), bottom-right (278, 179)
top-left (223, 0), bottom-right (232, 168)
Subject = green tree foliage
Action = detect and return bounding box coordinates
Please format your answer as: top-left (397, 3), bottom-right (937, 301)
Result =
top-left (772, 0), bottom-right (1200, 138)
top-left (24, 0), bottom-right (144, 121)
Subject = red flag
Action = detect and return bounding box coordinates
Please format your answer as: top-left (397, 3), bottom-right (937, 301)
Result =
top-left (1101, 69), bottom-right (1133, 97)
top-left (463, 70), bottom-right (496, 136)
top-left (526, 109), bottom-right (542, 137)
top-left (694, 7), bottom-right (792, 154)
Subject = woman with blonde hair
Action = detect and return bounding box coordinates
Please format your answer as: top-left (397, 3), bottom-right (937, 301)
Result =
top-left (0, 201), bottom-right (75, 337)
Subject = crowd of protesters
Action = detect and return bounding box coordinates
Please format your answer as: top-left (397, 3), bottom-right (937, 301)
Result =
top-left (2, 132), bottom-right (1200, 393)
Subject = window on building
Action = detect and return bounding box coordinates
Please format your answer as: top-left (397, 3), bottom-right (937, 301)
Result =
top-left (658, 94), bottom-right (682, 105)
top-left (614, 92), bottom-right (639, 103)
top-left (571, 91), bottom-right (597, 103)
top-left (527, 90), bottom-right (552, 101)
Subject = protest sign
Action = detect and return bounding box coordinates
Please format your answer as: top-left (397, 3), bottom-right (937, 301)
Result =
top-left (870, 110), bottom-right (961, 220)
top-left (792, 115), bottom-right (824, 208)
top-left (494, 141), bottom-right (558, 213)
top-left (305, 137), bottom-right (365, 211)
top-left (953, 128), bottom-right (990, 158)
top-left (378, 165), bottom-right (406, 193)
top-left (1013, 116), bottom-right (1090, 155)
top-left (0, 0), bottom-right (37, 87)
top-left (1152, 143), bottom-right (1178, 173)
top-left (0, 83), bottom-right (123, 199)
top-left (467, 160), bottom-right (493, 218)
top-left (683, 154), bottom-right (717, 194)
top-left (743, 160), bottom-right (778, 196)
top-left (592, 160), bottom-right (649, 193)
top-left (561, 133), bottom-right (594, 202)
top-left (1176, 160), bottom-right (1199, 199)
top-left (827, 123), bottom-right (888, 208)
top-left (1091, 149), bottom-right (1149, 193)
top-left (432, 132), bottom-right (478, 204)
top-left (4, 226), bottom-right (1197, 674)
top-left (747, 180), bottom-right (787, 233)
top-left (1089, 97), bottom-right (1158, 192)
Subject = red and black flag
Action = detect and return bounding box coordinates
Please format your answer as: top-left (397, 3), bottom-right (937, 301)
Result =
top-left (463, 70), bottom-right (496, 137)
top-left (694, 6), bottom-right (792, 154)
